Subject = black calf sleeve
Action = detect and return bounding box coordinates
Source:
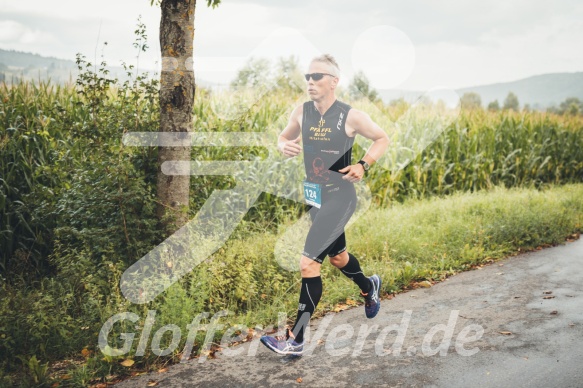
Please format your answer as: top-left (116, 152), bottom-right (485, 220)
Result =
top-left (339, 252), bottom-right (371, 293)
top-left (290, 275), bottom-right (322, 343)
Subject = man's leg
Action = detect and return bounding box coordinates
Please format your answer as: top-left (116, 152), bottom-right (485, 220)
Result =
top-left (329, 250), bottom-right (372, 294)
top-left (289, 255), bottom-right (323, 343)
top-left (329, 249), bottom-right (382, 319)
top-left (259, 254), bottom-right (324, 354)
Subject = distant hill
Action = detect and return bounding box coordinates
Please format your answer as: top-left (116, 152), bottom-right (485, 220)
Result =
top-left (0, 48), bottom-right (158, 86)
top-left (0, 49), bottom-right (77, 70)
top-left (0, 48), bottom-right (79, 84)
top-left (0, 48), bottom-right (221, 88)
top-left (456, 72), bottom-right (583, 109)
top-left (376, 72), bottom-right (583, 110)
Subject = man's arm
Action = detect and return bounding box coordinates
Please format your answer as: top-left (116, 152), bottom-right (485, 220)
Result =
top-left (277, 105), bottom-right (303, 158)
top-left (339, 109), bottom-right (389, 182)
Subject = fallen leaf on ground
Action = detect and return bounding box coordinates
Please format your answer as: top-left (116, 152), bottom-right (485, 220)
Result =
top-left (499, 331), bottom-right (513, 335)
top-left (418, 281), bottom-right (432, 288)
top-left (147, 380), bottom-right (159, 386)
top-left (333, 304), bottom-right (350, 312)
top-left (247, 330), bottom-right (258, 340)
top-left (296, 377), bottom-right (303, 383)
top-left (120, 359), bottom-right (134, 367)
top-left (158, 368), bottom-right (168, 373)
top-left (200, 350), bottom-right (213, 358)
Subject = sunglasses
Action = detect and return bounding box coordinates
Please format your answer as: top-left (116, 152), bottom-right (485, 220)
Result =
top-left (304, 73), bottom-right (336, 81)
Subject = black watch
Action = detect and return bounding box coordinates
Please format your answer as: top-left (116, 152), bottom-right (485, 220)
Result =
top-left (357, 160), bottom-right (370, 172)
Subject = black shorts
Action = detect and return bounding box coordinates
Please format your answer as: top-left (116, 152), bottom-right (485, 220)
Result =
top-left (302, 180), bottom-right (357, 263)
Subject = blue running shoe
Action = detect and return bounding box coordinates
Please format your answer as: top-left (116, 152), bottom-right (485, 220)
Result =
top-left (260, 328), bottom-right (304, 356)
top-left (360, 274), bottom-right (382, 318)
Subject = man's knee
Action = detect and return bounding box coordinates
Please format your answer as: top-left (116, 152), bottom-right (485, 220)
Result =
top-left (329, 250), bottom-right (349, 268)
top-left (300, 256), bottom-right (321, 276)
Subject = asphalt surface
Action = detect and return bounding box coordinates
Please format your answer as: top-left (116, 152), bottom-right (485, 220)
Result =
top-left (115, 237), bottom-right (583, 388)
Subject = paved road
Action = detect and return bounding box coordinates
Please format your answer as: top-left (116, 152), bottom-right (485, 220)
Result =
top-left (116, 238), bottom-right (583, 387)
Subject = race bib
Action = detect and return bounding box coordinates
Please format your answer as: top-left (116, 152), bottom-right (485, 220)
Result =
top-left (303, 181), bottom-right (321, 208)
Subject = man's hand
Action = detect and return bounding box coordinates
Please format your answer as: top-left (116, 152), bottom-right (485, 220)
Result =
top-left (278, 137), bottom-right (302, 158)
top-left (339, 164), bottom-right (365, 183)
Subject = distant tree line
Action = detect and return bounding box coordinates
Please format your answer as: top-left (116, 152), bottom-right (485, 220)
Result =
top-left (546, 97), bottom-right (583, 116)
top-left (461, 91), bottom-right (521, 112)
top-left (460, 91), bottom-right (582, 115)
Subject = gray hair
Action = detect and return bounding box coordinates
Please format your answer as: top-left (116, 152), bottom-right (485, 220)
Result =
top-left (311, 54), bottom-right (340, 77)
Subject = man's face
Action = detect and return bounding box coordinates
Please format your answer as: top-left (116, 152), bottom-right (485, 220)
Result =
top-left (306, 61), bottom-right (338, 102)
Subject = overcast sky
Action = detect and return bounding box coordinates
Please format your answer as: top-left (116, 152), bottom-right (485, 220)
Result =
top-left (1, 0), bottom-right (582, 91)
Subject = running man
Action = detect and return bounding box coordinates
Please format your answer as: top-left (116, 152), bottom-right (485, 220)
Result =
top-left (260, 54), bottom-right (390, 356)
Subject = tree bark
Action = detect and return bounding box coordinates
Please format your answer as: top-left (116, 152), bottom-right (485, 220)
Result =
top-left (157, 0), bottom-right (196, 232)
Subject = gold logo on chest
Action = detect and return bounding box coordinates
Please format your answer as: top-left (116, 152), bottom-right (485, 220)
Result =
top-left (309, 118), bottom-right (332, 141)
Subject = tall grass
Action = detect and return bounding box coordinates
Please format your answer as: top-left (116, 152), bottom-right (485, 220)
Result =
top-left (0, 80), bottom-right (78, 277)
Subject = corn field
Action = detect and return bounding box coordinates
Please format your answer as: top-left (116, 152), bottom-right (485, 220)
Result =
top-left (1, 77), bottom-right (583, 278)
top-left (365, 109), bottom-right (583, 205)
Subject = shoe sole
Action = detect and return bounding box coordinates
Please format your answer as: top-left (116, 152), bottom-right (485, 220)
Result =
top-left (260, 337), bottom-right (304, 356)
top-left (367, 275), bottom-right (382, 319)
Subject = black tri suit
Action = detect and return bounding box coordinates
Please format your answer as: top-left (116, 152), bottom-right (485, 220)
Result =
top-left (301, 99), bottom-right (358, 263)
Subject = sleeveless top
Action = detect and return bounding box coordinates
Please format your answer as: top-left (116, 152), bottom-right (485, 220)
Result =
top-left (302, 99), bottom-right (354, 184)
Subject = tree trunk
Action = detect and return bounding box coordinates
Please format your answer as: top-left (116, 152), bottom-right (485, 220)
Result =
top-left (157, 0), bottom-right (196, 232)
